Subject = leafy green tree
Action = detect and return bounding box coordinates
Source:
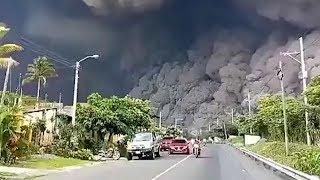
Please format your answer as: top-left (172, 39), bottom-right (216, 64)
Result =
top-left (305, 76), bottom-right (320, 143)
top-left (77, 93), bottom-right (153, 148)
top-left (257, 95), bottom-right (305, 142)
top-left (23, 56), bottom-right (57, 105)
top-left (0, 23), bottom-right (23, 105)
top-left (0, 106), bottom-right (23, 159)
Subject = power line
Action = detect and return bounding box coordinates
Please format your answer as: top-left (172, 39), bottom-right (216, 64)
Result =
top-left (20, 38), bottom-right (74, 67)
top-left (22, 45), bottom-right (73, 68)
top-left (20, 36), bottom-right (73, 65)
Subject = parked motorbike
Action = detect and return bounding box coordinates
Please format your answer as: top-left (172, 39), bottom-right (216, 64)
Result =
top-left (96, 147), bottom-right (121, 161)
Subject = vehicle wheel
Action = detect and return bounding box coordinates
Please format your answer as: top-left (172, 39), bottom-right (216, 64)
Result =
top-left (112, 150), bottom-right (121, 160)
top-left (106, 149), bottom-right (113, 158)
top-left (127, 153), bottom-right (133, 161)
top-left (186, 149), bottom-right (190, 155)
top-left (138, 155), bottom-right (143, 159)
top-left (155, 148), bottom-right (161, 157)
top-left (149, 150), bottom-right (155, 160)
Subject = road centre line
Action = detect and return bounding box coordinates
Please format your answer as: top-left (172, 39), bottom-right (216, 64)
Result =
top-left (151, 154), bottom-right (192, 180)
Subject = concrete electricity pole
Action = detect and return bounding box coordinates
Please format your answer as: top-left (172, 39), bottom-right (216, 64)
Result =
top-left (246, 91), bottom-right (253, 133)
top-left (278, 61), bottom-right (289, 155)
top-left (225, 109), bottom-right (234, 124)
top-left (71, 55), bottom-right (99, 126)
top-left (248, 91), bottom-right (251, 116)
top-left (58, 93), bottom-right (62, 104)
top-left (174, 118), bottom-right (183, 130)
top-left (223, 120), bottom-right (227, 140)
top-left (58, 92), bottom-right (62, 111)
top-left (159, 111), bottom-right (162, 128)
top-left (280, 37), bottom-right (311, 146)
top-left (1, 61), bottom-right (12, 105)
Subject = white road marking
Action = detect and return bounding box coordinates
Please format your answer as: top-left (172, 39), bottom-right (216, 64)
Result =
top-left (151, 155), bottom-right (192, 180)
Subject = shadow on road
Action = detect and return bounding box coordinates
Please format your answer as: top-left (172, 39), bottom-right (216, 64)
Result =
top-left (194, 156), bottom-right (213, 159)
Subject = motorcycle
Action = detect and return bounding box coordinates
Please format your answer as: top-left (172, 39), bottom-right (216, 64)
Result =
top-left (193, 143), bottom-right (201, 158)
top-left (96, 147), bottom-right (121, 161)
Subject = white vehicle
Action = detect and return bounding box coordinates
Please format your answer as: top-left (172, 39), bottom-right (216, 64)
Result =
top-left (127, 132), bottom-right (160, 160)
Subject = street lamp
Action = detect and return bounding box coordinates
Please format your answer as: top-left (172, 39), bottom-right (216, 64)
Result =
top-left (71, 55), bottom-right (99, 126)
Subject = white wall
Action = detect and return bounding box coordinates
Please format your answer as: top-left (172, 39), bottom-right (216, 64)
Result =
top-left (24, 108), bottom-right (57, 146)
top-left (244, 135), bottom-right (261, 145)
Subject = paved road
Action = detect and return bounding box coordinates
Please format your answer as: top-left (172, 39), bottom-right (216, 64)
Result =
top-left (38, 144), bottom-right (288, 180)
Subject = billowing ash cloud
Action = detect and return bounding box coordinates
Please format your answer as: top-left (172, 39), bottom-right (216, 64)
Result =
top-left (235, 0), bottom-right (320, 28)
top-left (82, 0), bottom-right (165, 14)
top-left (4, 0), bottom-right (320, 129)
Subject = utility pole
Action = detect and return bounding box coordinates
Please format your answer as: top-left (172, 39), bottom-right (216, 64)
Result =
top-left (280, 37), bottom-right (311, 146)
top-left (299, 37), bottom-right (311, 146)
top-left (58, 92), bottom-right (62, 111)
top-left (58, 92), bottom-right (62, 104)
top-left (72, 61), bottom-right (80, 126)
top-left (18, 73), bottom-right (23, 106)
top-left (209, 124), bottom-right (211, 131)
top-left (16, 73), bottom-right (22, 94)
top-left (247, 91), bottom-right (253, 134)
top-left (72, 55), bottom-right (99, 126)
top-left (248, 91), bottom-right (251, 116)
top-left (1, 61), bottom-right (12, 105)
top-left (9, 68), bottom-right (12, 93)
top-left (223, 120), bottom-right (227, 140)
top-left (174, 118), bottom-right (183, 130)
top-left (159, 111), bottom-right (162, 128)
top-left (278, 61), bottom-right (289, 155)
top-left (225, 108), bottom-right (234, 124)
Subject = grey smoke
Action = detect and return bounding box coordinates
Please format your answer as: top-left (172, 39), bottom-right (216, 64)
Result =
top-left (83, 0), bottom-right (165, 15)
top-left (129, 27), bottom-right (320, 128)
top-left (235, 0), bottom-right (320, 28)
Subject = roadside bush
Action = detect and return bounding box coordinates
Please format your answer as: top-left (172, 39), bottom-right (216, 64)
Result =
top-left (228, 136), bottom-right (244, 147)
top-left (292, 149), bottom-right (320, 175)
top-left (247, 141), bottom-right (320, 176)
top-left (70, 149), bottom-right (93, 160)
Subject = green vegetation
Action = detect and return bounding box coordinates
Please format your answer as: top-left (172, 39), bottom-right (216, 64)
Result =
top-left (23, 56), bottom-right (58, 105)
top-left (231, 75), bottom-right (320, 176)
top-left (0, 23), bottom-right (23, 104)
top-left (228, 136), bottom-right (244, 147)
top-left (247, 142), bottom-right (320, 176)
top-left (51, 93), bottom-right (155, 158)
top-left (15, 156), bottom-right (88, 169)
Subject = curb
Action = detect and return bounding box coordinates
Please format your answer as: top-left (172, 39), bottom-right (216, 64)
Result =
top-left (230, 144), bottom-right (320, 180)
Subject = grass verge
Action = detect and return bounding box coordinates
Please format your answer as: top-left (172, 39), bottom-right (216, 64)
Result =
top-left (246, 141), bottom-right (320, 176)
top-left (228, 136), bottom-right (244, 147)
top-left (0, 172), bottom-right (19, 180)
top-left (14, 157), bottom-right (88, 170)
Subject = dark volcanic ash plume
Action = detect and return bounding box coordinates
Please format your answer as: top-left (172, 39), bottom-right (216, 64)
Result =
top-left (127, 1), bottom-right (320, 131)
top-left (2, 0), bottom-right (320, 130)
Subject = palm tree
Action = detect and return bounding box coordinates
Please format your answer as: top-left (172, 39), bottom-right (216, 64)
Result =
top-left (23, 56), bottom-right (57, 107)
top-left (0, 24), bottom-right (23, 105)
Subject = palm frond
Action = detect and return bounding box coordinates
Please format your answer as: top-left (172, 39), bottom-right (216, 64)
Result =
top-left (0, 44), bottom-right (24, 57)
top-left (0, 57), bottom-right (19, 69)
top-left (23, 56), bottom-right (58, 86)
top-left (0, 26), bottom-right (10, 39)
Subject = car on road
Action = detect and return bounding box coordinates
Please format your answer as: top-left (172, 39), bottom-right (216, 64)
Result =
top-left (127, 132), bottom-right (160, 160)
top-left (169, 138), bottom-right (190, 155)
top-left (160, 136), bottom-right (174, 151)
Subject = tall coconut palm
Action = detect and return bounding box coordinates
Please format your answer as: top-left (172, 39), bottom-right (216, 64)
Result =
top-left (0, 24), bottom-right (23, 105)
top-left (23, 56), bottom-right (57, 107)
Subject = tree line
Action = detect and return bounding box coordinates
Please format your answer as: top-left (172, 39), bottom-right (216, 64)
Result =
top-left (236, 75), bottom-right (320, 145)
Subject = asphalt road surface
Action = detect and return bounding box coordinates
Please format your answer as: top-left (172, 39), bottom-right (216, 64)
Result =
top-left (38, 144), bottom-right (288, 180)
